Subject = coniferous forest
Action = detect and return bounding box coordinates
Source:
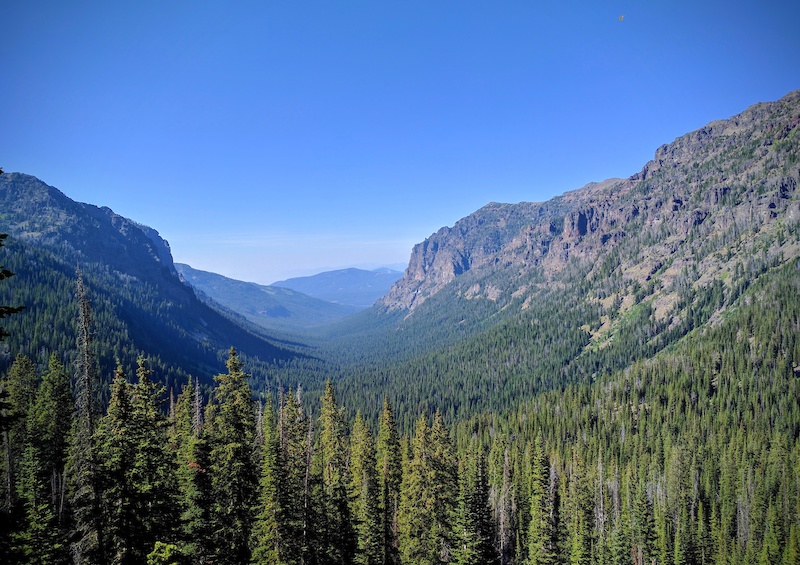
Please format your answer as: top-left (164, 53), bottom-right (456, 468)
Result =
top-left (1, 243), bottom-right (800, 563)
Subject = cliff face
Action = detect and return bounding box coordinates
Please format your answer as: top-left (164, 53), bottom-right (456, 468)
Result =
top-left (379, 89), bottom-right (800, 316)
top-left (0, 173), bottom-right (179, 287)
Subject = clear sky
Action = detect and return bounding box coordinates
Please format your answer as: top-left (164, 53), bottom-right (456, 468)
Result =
top-left (2, 1), bottom-right (798, 284)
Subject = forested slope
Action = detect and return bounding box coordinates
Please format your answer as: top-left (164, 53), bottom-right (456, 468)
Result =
top-left (1, 258), bottom-right (797, 564)
top-left (0, 174), bottom-right (303, 394)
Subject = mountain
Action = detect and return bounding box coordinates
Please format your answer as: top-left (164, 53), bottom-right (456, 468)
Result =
top-left (175, 263), bottom-right (360, 331)
top-left (0, 173), bottom-right (302, 389)
top-left (294, 88), bottom-right (800, 425)
top-left (272, 267), bottom-right (404, 309)
top-left (373, 89), bottom-right (800, 334)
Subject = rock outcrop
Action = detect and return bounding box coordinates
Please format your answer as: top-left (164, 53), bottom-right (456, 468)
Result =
top-left (379, 89), bottom-right (800, 314)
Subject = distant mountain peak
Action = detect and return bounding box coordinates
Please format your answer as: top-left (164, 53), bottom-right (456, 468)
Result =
top-left (272, 267), bottom-right (403, 309)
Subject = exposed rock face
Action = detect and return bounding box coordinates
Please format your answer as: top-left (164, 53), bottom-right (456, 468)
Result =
top-left (379, 89), bottom-right (800, 313)
top-left (381, 200), bottom-right (565, 310)
top-left (0, 173), bottom-right (185, 298)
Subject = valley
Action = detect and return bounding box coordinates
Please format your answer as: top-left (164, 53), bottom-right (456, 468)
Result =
top-left (1, 89), bottom-right (799, 564)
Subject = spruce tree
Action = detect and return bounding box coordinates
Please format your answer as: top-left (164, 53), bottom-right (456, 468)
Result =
top-left (13, 374), bottom-right (68, 565)
top-left (631, 482), bottom-right (656, 565)
top-left (129, 357), bottom-right (179, 559)
top-left (251, 397), bottom-right (281, 564)
top-left (527, 435), bottom-right (555, 565)
top-left (95, 365), bottom-right (136, 564)
top-left (398, 413), bottom-right (435, 565)
top-left (29, 354), bottom-right (72, 527)
top-left (567, 448), bottom-right (592, 565)
top-left (349, 411), bottom-right (383, 565)
top-left (172, 377), bottom-right (213, 562)
top-left (429, 411), bottom-right (458, 564)
top-left (2, 354), bottom-right (37, 513)
top-left (316, 380), bottom-right (356, 564)
top-left (375, 397), bottom-right (402, 565)
top-left (452, 445), bottom-right (497, 565)
top-left (207, 348), bottom-right (258, 564)
top-left (276, 387), bottom-right (308, 565)
top-left (96, 360), bottom-right (179, 563)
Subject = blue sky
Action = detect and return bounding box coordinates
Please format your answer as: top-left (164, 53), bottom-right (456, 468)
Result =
top-left (2, 1), bottom-right (798, 284)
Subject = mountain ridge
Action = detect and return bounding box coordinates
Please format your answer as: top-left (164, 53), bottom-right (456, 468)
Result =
top-left (176, 263), bottom-right (361, 331)
top-left (379, 89), bottom-right (800, 320)
top-left (0, 173), bottom-right (301, 387)
top-left (272, 266), bottom-right (403, 309)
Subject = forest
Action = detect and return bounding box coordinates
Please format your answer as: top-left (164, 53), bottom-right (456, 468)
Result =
top-left (1, 234), bottom-right (800, 564)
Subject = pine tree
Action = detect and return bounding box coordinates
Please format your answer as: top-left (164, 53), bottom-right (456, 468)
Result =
top-left (66, 270), bottom-right (104, 564)
top-left (452, 444), bottom-right (497, 565)
top-left (429, 411), bottom-right (458, 564)
top-left (567, 448), bottom-right (592, 565)
top-left (207, 347), bottom-right (258, 564)
top-left (695, 499), bottom-right (712, 565)
top-left (95, 359), bottom-right (178, 563)
top-left (172, 377), bottom-right (213, 562)
top-left (2, 354), bottom-right (37, 514)
top-left (527, 435), bottom-right (556, 565)
top-left (376, 397), bottom-right (402, 565)
top-left (609, 502), bottom-right (633, 565)
top-left (251, 396), bottom-right (281, 565)
top-left (758, 502), bottom-right (781, 565)
top-left (12, 399), bottom-right (66, 564)
top-left (349, 412), bottom-right (383, 565)
top-left (316, 380), bottom-right (356, 564)
top-left (129, 357), bottom-right (179, 559)
top-left (277, 387), bottom-right (308, 565)
top-left (29, 354), bottom-right (72, 527)
top-left (631, 482), bottom-right (656, 565)
top-left (783, 523), bottom-right (800, 565)
top-left (398, 413), bottom-right (436, 565)
top-left (95, 365), bottom-right (136, 564)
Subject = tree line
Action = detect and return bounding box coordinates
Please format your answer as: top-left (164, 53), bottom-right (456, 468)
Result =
top-left (2, 337), bottom-right (799, 564)
top-left (1, 248), bottom-right (800, 565)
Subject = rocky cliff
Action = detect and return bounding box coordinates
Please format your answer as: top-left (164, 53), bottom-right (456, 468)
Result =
top-left (379, 89), bottom-right (800, 323)
top-left (0, 173), bottom-right (180, 289)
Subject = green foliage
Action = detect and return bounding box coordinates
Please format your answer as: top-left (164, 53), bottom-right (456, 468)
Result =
top-left (316, 380), bottom-right (357, 564)
top-left (206, 348), bottom-right (258, 564)
top-left (376, 396), bottom-right (402, 565)
top-left (452, 445), bottom-right (497, 565)
top-left (348, 412), bottom-right (382, 565)
top-left (251, 398), bottom-right (281, 565)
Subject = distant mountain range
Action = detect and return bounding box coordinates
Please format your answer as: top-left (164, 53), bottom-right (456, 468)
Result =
top-left (175, 263), bottom-right (366, 331)
top-left (272, 267), bottom-right (403, 309)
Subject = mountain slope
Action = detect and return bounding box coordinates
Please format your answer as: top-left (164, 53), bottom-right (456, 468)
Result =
top-left (382, 90), bottom-right (800, 315)
top-left (176, 263), bottom-right (360, 331)
top-left (353, 90), bottom-right (799, 354)
top-left (271, 88), bottom-right (800, 424)
top-left (0, 173), bottom-right (302, 389)
top-left (272, 267), bottom-right (403, 309)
